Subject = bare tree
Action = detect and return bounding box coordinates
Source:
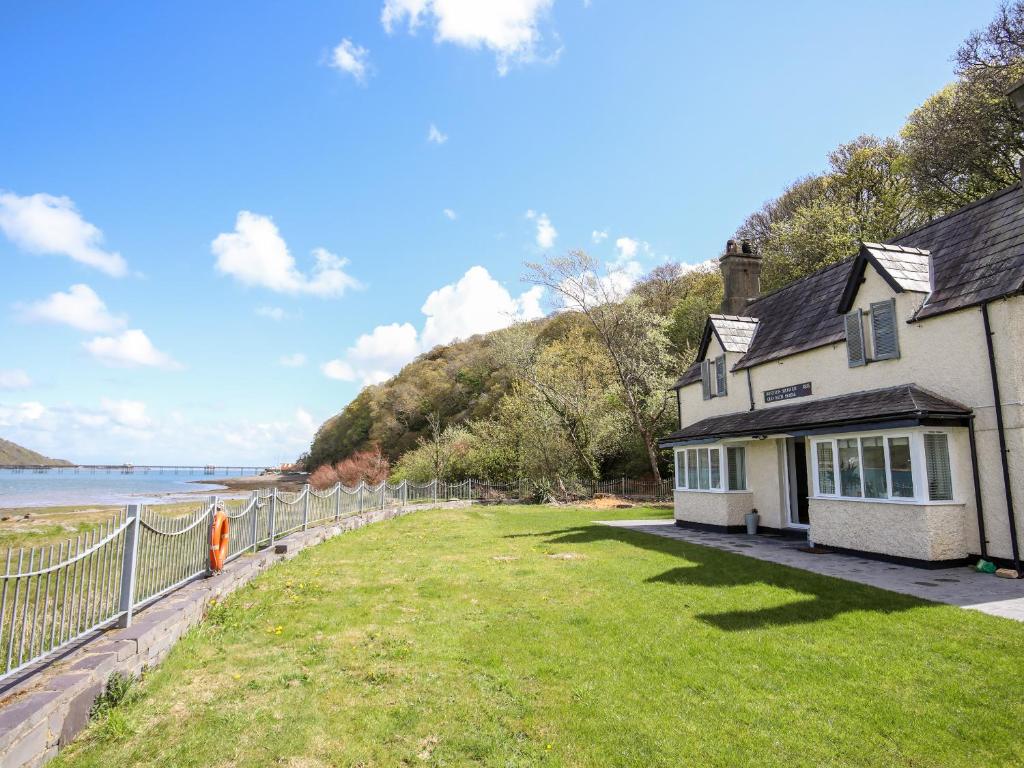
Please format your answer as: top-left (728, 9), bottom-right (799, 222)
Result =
top-left (524, 251), bottom-right (673, 480)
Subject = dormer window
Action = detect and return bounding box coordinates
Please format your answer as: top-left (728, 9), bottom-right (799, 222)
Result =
top-left (701, 354), bottom-right (728, 399)
top-left (845, 298), bottom-right (899, 367)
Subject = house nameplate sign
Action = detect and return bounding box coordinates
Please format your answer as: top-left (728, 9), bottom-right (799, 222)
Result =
top-left (763, 382), bottom-right (812, 404)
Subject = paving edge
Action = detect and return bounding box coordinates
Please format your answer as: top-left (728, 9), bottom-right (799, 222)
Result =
top-left (0, 500), bottom-right (471, 768)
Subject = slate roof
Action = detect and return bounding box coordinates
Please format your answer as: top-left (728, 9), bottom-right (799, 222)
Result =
top-left (658, 384), bottom-right (971, 446)
top-left (708, 315), bottom-right (759, 353)
top-left (731, 259), bottom-right (853, 371)
top-left (862, 242), bottom-right (932, 293)
top-left (892, 184), bottom-right (1024, 319)
top-left (673, 183), bottom-right (1024, 388)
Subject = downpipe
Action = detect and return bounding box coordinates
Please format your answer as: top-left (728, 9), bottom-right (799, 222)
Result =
top-left (982, 302), bottom-right (1022, 576)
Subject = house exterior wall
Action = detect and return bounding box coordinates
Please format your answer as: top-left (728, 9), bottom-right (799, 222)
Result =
top-left (674, 265), bottom-right (1024, 562)
top-left (809, 499), bottom-right (967, 562)
top-left (673, 489), bottom-right (753, 528)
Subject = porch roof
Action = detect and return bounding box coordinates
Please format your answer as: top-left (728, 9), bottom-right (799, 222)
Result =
top-left (658, 384), bottom-right (971, 447)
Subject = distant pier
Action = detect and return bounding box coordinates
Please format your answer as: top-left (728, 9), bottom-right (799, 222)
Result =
top-left (0, 464), bottom-right (272, 475)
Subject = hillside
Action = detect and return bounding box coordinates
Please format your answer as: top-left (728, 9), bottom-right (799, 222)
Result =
top-left (0, 437), bottom-right (71, 466)
top-left (305, 314), bottom-right (558, 470)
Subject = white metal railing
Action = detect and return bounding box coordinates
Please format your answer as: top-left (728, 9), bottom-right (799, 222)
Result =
top-left (0, 475), bottom-right (667, 681)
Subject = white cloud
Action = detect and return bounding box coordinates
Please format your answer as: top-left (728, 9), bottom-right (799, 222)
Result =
top-left (526, 209), bottom-right (557, 249)
top-left (323, 266), bottom-right (543, 386)
top-left (615, 236), bottom-right (641, 261)
top-left (279, 353), bottom-right (307, 368)
top-left (0, 370), bottom-right (32, 390)
top-left (591, 229), bottom-right (608, 244)
top-left (256, 306), bottom-right (287, 321)
top-left (100, 398), bottom-right (151, 430)
top-left (428, 123), bottom-right (448, 144)
top-left (323, 322), bottom-right (420, 385)
top-left (20, 284), bottom-right (125, 332)
top-left (0, 398), bottom-right (319, 466)
top-left (212, 211), bottom-right (361, 297)
top-left (381, 0), bottom-right (556, 75)
top-left (84, 329), bottom-right (181, 369)
top-left (443, 208), bottom-right (457, 220)
top-left (329, 38), bottom-right (370, 83)
top-left (420, 265), bottom-right (542, 348)
top-left (0, 191), bottom-right (127, 277)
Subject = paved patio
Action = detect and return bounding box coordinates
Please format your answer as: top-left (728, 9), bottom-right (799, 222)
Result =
top-left (598, 519), bottom-right (1024, 622)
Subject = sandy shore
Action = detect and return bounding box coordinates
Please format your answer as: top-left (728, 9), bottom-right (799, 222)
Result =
top-left (186, 471), bottom-right (308, 493)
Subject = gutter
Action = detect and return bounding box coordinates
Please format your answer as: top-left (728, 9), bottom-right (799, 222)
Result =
top-left (981, 302), bottom-right (1022, 575)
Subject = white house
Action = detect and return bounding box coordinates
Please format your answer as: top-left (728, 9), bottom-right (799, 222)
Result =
top-left (659, 184), bottom-right (1024, 570)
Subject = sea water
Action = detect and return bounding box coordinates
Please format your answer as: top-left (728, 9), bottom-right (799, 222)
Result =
top-left (0, 468), bottom-right (234, 508)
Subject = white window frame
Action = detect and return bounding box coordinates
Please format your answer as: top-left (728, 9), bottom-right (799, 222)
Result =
top-left (809, 428), bottom-right (957, 505)
top-left (674, 444), bottom-right (748, 493)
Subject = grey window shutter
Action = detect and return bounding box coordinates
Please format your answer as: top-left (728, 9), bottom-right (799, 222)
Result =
top-left (870, 298), bottom-right (900, 360)
top-left (700, 360), bottom-right (711, 400)
top-left (845, 310), bottom-right (866, 367)
top-left (715, 355), bottom-right (727, 395)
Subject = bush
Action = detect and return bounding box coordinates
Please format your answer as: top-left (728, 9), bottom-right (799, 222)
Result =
top-left (334, 447), bottom-right (390, 486)
top-left (308, 464), bottom-right (339, 490)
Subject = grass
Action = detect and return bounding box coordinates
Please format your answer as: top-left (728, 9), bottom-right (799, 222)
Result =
top-left (0, 500), bottom-right (214, 549)
top-left (53, 504), bottom-right (1024, 768)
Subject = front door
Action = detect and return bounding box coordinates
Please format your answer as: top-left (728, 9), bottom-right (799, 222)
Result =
top-left (786, 438), bottom-right (810, 527)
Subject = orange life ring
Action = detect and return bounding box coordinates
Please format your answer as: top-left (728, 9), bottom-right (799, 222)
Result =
top-left (209, 508), bottom-right (229, 572)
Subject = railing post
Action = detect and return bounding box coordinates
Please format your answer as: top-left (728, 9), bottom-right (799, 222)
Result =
top-left (206, 495), bottom-right (218, 576)
top-left (117, 504), bottom-right (141, 628)
top-left (251, 491), bottom-right (260, 553)
top-left (301, 484), bottom-right (310, 531)
top-left (402, 480), bottom-right (407, 507)
top-left (268, 490), bottom-right (277, 546)
top-left (469, 478), bottom-right (473, 501)
top-left (433, 479), bottom-right (438, 504)
top-left (358, 482), bottom-right (364, 515)
top-left (621, 477), bottom-right (626, 496)
top-left (334, 483), bottom-right (342, 521)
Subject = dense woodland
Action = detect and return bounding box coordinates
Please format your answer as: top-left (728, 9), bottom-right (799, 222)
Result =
top-left (304, 3), bottom-right (1024, 495)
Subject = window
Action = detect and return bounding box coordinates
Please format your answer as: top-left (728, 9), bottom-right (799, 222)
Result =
top-left (726, 447), bottom-right (746, 491)
top-left (686, 449), bottom-right (698, 489)
top-left (816, 442), bottom-right (835, 495)
top-left (837, 438), bottom-right (862, 497)
top-left (924, 433), bottom-right (953, 501)
top-left (814, 432), bottom-right (951, 503)
top-left (709, 449), bottom-right (721, 488)
top-left (861, 437), bottom-right (888, 499)
top-left (888, 437), bottom-right (914, 498)
top-left (676, 446), bottom-right (744, 491)
top-left (697, 449), bottom-right (711, 489)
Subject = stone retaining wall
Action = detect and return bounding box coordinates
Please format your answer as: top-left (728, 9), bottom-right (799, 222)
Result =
top-left (0, 500), bottom-right (469, 768)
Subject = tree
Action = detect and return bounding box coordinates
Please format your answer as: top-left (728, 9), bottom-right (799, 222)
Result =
top-left (525, 251), bottom-right (674, 480)
top-left (497, 323), bottom-right (627, 481)
top-left (902, 2), bottom-right (1024, 213)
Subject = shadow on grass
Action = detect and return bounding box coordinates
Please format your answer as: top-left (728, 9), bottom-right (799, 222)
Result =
top-left (508, 524), bottom-right (926, 631)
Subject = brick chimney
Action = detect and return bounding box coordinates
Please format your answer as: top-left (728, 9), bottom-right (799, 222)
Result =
top-left (719, 238), bottom-right (761, 315)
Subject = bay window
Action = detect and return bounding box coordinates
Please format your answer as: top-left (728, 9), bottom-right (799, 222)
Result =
top-left (674, 445), bottom-right (747, 492)
top-left (813, 431), bottom-right (954, 503)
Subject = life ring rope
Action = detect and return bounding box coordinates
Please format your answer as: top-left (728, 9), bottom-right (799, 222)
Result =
top-left (209, 508), bottom-right (229, 572)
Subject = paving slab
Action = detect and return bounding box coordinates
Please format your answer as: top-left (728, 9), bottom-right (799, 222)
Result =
top-left (598, 519), bottom-right (1024, 622)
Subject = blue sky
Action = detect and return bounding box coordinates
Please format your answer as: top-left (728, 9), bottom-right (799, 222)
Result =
top-left (0, 1), bottom-right (998, 466)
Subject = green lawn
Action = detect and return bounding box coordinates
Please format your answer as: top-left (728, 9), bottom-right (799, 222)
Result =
top-left (56, 505), bottom-right (1024, 767)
